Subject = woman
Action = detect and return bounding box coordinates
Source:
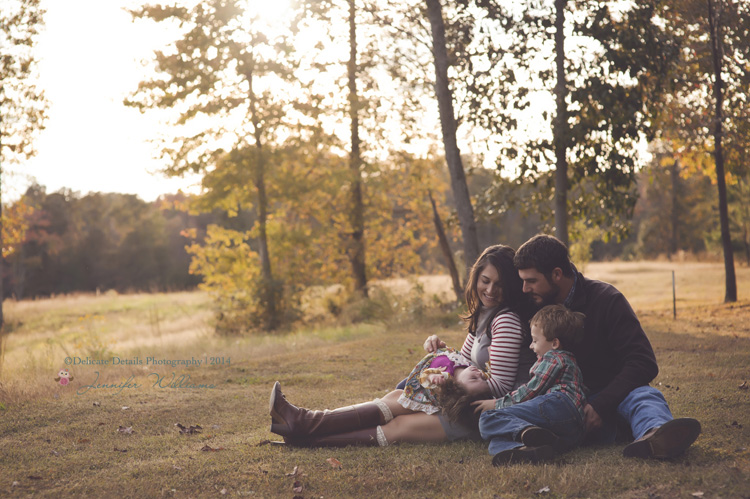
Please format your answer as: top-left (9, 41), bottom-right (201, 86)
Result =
top-left (269, 244), bottom-right (535, 447)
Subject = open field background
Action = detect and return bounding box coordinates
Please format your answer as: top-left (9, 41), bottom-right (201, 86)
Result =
top-left (0, 261), bottom-right (749, 497)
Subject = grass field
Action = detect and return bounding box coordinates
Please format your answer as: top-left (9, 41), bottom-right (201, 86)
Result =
top-left (0, 262), bottom-right (749, 498)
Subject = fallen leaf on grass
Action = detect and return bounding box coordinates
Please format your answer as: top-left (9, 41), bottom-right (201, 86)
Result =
top-left (220, 489), bottom-right (227, 495)
top-left (51, 450), bottom-right (59, 457)
top-left (326, 457), bottom-right (342, 469)
top-left (293, 480), bottom-right (304, 493)
top-left (173, 465), bottom-right (182, 470)
top-left (93, 402), bottom-right (101, 407)
top-left (200, 445), bottom-right (224, 452)
top-left (692, 492), bottom-right (704, 497)
top-left (117, 426), bottom-right (134, 434)
top-left (739, 381), bottom-right (748, 390)
top-left (285, 466), bottom-right (300, 477)
top-left (78, 438), bottom-right (90, 444)
top-left (175, 423), bottom-right (202, 434)
top-left (535, 486), bottom-right (550, 494)
top-left (113, 447), bottom-right (128, 453)
top-left (12, 481), bottom-right (19, 487)
top-left (121, 406), bottom-right (130, 411)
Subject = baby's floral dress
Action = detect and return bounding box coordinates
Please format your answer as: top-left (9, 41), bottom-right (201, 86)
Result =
top-left (397, 348), bottom-right (471, 414)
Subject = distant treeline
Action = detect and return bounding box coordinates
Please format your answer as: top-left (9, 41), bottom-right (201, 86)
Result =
top-left (5, 157), bottom-right (747, 302)
top-left (4, 185), bottom-right (221, 298)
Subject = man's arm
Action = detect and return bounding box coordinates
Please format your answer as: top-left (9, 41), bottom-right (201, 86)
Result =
top-left (587, 290), bottom-right (658, 419)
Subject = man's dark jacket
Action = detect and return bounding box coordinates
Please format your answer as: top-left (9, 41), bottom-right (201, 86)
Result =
top-left (567, 273), bottom-right (659, 420)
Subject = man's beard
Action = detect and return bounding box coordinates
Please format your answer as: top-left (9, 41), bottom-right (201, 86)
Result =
top-left (530, 282), bottom-right (561, 309)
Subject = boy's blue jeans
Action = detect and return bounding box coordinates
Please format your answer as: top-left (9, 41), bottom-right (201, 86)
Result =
top-left (479, 392), bottom-right (584, 456)
top-left (586, 385), bottom-right (674, 444)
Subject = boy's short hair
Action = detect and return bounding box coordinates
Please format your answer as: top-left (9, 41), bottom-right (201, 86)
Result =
top-left (530, 304), bottom-right (585, 349)
top-left (514, 234), bottom-right (575, 278)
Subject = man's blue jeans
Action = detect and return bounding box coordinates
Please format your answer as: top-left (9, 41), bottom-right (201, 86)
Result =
top-left (586, 385), bottom-right (673, 444)
top-left (478, 392), bottom-right (585, 456)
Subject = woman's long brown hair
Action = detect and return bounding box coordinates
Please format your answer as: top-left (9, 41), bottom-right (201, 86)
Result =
top-left (461, 245), bottom-right (527, 336)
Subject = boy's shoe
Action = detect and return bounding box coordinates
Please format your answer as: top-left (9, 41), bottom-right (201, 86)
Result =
top-left (623, 418), bottom-right (702, 459)
top-left (492, 445), bottom-right (556, 466)
top-left (520, 426), bottom-right (560, 449)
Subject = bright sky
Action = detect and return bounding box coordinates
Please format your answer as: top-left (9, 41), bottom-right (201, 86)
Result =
top-left (15, 0), bottom-right (200, 202)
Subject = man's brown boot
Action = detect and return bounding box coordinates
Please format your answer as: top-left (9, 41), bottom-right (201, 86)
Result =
top-left (622, 418), bottom-right (701, 459)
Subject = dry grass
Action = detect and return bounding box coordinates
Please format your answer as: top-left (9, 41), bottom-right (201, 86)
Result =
top-left (0, 262), bottom-right (749, 497)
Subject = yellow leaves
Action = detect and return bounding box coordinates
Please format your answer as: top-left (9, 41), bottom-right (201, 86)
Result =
top-left (184, 143), bottom-right (456, 331)
top-left (187, 225), bottom-right (261, 294)
top-left (2, 197), bottom-right (34, 258)
top-left (180, 228), bottom-right (198, 239)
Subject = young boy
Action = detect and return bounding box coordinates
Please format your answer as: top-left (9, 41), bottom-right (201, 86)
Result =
top-left (472, 304), bottom-right (587, 465)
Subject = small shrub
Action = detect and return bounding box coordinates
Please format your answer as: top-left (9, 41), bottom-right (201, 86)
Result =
top-left (338, 288), bottom-right (397, 325)
top-left (212, 278), bottom-right (300, 334)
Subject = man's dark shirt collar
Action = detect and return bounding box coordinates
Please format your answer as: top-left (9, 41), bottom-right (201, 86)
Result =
top-left (563, 265), bottom-right (579, 308)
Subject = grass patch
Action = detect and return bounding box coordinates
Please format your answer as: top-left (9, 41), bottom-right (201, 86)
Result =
top-left (1, 263), bottom-right (749, 497)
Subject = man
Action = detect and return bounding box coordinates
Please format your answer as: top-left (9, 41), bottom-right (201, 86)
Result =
top-left (513, 234), bottom-right (701, 459)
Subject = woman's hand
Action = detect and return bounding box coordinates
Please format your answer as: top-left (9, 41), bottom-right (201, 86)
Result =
top-left (471, 399), bottom-right (497, 414)
top-left (423, 335), bottom-right (447, 353)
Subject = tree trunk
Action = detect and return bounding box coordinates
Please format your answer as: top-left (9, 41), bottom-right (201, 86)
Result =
top-left (739, 177), bottom-right (750, 265)
top-left (0, 132), bottom-right (5, 378)
top-left (348, 0), bottom-right (368, 298)
top-left (670, 159), bottom-right (680, 256)
top-left (429, 190), bottom-right (462, 303)
top-left (246, 68), bottom-right (278, 329)
top-left (424, 0), bottom-right (480, 273)
top-left (707, 0), bottom-right (737, 302)
top-left (553, 0), bottom-right (569, 246)
top-left (0, 129), bottom-right (4, 330)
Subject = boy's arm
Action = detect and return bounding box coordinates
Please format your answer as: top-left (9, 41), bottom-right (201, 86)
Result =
top-left (472, 398), bottom-right (497, 413)
top-left (496, 355), bottom-right (562, 408)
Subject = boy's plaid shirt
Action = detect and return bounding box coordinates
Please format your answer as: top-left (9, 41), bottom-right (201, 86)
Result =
top-left (495, 349), bottom-right (587, 418)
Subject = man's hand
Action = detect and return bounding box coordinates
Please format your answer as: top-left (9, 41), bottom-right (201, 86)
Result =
top-left (423, 334), bottom-right (447, 353)
top-left (471, 399), bottom-right (497, 414)
top-left (583, 403), bottom-right (603, 432)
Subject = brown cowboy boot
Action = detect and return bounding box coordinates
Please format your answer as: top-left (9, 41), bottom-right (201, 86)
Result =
top-left (622, 418), bottom-right (702, 459)
top-left (284, 426), bottom-right (388, 448)
top-left (269, 381), bottom-right (393, 438)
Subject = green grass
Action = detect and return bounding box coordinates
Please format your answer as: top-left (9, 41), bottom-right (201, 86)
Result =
top-left (1, 263), bottom-right (749, 497)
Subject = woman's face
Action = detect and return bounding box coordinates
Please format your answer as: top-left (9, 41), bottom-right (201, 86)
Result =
top-left (456, 366), bottom-right (490, 396)
top-left (476, 263), bottom-right (503, 308)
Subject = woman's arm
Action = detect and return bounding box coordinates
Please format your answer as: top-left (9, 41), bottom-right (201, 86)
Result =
top-left (486, 312), bottom-right (525, 397)
top-left (459, 332), bottom-right (475, 364)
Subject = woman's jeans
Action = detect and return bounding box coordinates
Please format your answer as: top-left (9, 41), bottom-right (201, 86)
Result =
top-left (585, 385), bottom-right (674, 444)
top-left (478, 392), bottom-right (584, 456)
